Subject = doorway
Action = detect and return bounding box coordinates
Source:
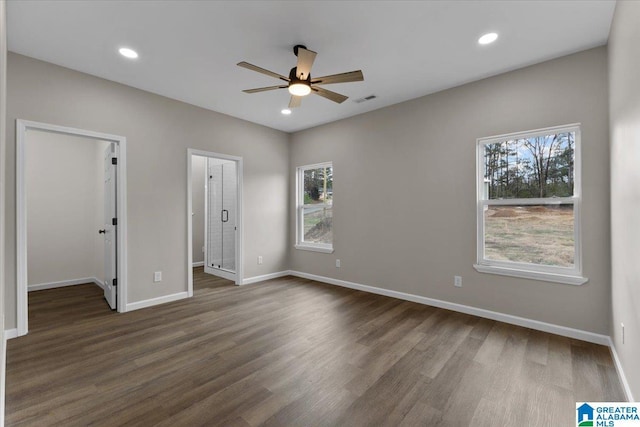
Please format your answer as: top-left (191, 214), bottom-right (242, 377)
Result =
top-left (187, 149), bottom-right (243, 294)
top-left (16, 120), bottom-right (128, 336)
top-left (204, 157), bottom-right (237, 280)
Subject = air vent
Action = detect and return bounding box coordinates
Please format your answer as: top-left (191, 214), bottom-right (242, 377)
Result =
top-left (354, 95), bottom-right (377, 104)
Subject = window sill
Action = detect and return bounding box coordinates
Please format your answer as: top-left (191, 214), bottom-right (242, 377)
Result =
top-left (473, 264), bottom-right (588, 285)
top-left (295, 244), bottom-right (334, 254)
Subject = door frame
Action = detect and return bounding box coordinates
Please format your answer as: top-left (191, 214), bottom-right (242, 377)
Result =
top-left (16, 119), bottom-right (128, 336)
top-left (187, 149), bottom-right (243, 293)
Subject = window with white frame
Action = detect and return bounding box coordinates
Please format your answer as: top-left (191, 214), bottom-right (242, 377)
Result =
top-left (296, 162), bottom-right (333, 253)
top-left (474, 124), bottom-right (587, 285)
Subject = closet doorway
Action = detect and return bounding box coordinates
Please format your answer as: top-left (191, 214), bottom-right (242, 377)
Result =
top-left (16, 120), bottom-right (128, 336)
top-left (187, 149), bottom-right (243, 295)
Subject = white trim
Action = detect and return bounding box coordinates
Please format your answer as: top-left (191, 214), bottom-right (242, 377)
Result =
top-left (16, 120), bottom-right (129, 337)
top-left (608, 338), bottom-right (635, 402)
top-left (0, 316), bottom-right (5, 427)
top-left (288, 270), bottom-right (609, 346)
top-left (125, 292), bottom-right (189, 312)
top-left (479, 123), bottom-right (583, 145)
top-left (187, 149), bottom-right (244, 297)
top-left (241, 271), bottom-right (290, 285)
top-left (27, 277), bottom-right (105, 292)
top-left (3, 329), bottom-right (17, 340)
top-left (473, 264), bottom-right (588, 285)
top-left (480, 197), bottom-right (576, 206)
top-left (294, 244), bottom-right (334, 254)
top-left (192, 261), bottom-right (204, 268)
top-left (204, 267), bottom-right (236, 282)
top-left (476, 123), bottom-right (584, 283)
top-left (93, 278), bottom-right (105, 290)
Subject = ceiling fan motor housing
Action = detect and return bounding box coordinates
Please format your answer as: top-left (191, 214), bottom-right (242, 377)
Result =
top-left (289, 67), bottom-right (311, 86)
top-left (293, 44), bottom-right (307, 57)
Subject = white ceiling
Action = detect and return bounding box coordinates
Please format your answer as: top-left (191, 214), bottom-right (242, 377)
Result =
top-left (7, 1), bottom-right (615, 133)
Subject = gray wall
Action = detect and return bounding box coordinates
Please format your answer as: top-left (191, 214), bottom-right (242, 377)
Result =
top-left (5, 53), bottom-right (290, 329)
top-left (0, 0), bottom-right (7, 423)
top-left (609, 0), bottom-right (640, 400)
top-left (290, 47), bottom-right (610, 334)
top-left (191, 155), bottom-right (205, 265)
top-left (25, 130), bottom-right (107, 286)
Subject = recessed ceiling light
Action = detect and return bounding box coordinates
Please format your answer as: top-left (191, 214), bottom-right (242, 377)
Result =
top-left (119, 47), bottom-right (138, 59)
top-left (478, 32), bottom-right (498, 45)
top-left (281, 109), bottom-right (292, 115)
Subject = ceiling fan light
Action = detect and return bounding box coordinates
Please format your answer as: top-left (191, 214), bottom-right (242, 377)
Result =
top-left (288, 83), bottom-right (311, 97)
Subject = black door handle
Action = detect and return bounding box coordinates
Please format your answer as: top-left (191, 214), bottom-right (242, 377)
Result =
top-left (98, 229), bottom-right (106, 234)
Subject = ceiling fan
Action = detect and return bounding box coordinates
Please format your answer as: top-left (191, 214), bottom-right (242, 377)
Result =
top-left (237, 45), bottom-right (364, 108)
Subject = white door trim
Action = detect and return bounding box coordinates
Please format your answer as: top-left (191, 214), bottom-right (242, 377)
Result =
top-left (187, 149), bottom-right (244, 295)
top-left (16, 119), bottom-right (129, 336)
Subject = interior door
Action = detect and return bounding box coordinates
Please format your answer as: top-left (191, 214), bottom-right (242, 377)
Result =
top-left (221, 161), bottom-right (237, 272)
top-left (102, 143), bottom-right (117, 309)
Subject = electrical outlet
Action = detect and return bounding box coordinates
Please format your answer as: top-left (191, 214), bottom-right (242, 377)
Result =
top-left (154, 271), bottom-right (162, 282)
top-left (336, 259), bottom-right (341, 268)
top-left (454, 276), bottom-right (462, 287)
top-left (258, 256), bottom-right (263, 265)
top-left (622, 323), bottom-right (625, 344)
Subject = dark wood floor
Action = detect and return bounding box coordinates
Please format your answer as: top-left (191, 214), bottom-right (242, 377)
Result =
top-left (6, 268), bottom-right (624, 426)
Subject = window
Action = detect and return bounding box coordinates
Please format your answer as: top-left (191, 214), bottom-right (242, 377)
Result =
top-left (296, 162), bottom-right (333, 253)
top-left (474, 124), bottom-right (587, 285)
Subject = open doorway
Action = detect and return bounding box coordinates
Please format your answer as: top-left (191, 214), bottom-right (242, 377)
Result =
top-left (16, 120), bottom-right (128, 336)
top-left (187, 149), bottom-right (243, 295)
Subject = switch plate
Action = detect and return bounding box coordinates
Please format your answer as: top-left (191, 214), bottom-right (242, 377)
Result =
top-left (258, 256), bottom-right (263, 265)
top-left (454, 276), bottom-right (462, 287)
top-left (336, 259), bottom-right (341, 268)
top-left (154, 271), bottom-right (162, 282)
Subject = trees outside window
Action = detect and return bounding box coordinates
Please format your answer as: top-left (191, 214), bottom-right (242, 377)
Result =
top-left (475, 124), bottom-right (587, 285)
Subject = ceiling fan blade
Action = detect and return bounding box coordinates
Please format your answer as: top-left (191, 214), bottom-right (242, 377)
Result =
top-left (237, 62), bottom-right (289, 82)
top-left (311, 70), bottom-right (364, 85)
top-left (311, 86), bottom-right (348, 104)
top-left (242, 85), bottom-right (288, 94)
top-left (296, 47), bottom-right (317, 80)
top-left (289, 95), bottom-right (303, 108)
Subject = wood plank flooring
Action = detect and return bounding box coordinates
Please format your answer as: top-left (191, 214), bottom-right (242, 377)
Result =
top-left (6, 268), bottom-right (625, 426)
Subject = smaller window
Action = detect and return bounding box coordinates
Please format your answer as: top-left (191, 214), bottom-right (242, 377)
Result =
top-left (296, 162), bottom-right (333, 253)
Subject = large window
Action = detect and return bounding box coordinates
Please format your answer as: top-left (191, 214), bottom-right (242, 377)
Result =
top-left (474, 124), bottom-right (587, 284)
top-left (296, 162), bottom-right (333, 253)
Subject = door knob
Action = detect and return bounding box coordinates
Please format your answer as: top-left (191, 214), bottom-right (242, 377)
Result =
top-left (98, 229), bottom-right (106, 234)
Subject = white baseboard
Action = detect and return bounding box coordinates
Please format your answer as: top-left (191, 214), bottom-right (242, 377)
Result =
top-left (205, 267), bottom-right (236, 282)
top-left (192, 261), bottom-right (204, 267)
top-left (1, 315), bottom-right (5, 427)
top-left (288, 270), bottom-right (610, 346)
top-left (608, 338), bottom-right (635, 402)
top-left (28, 277), bottom-right (104, 292)
top-left (4, 329), bottom-right (18, 340)
top-left (242, 271), bottom-right (290, 285)
top-left (126, 292), bottom-right (189, 312)
top-left (93, 278), bottom-right (105, 290)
